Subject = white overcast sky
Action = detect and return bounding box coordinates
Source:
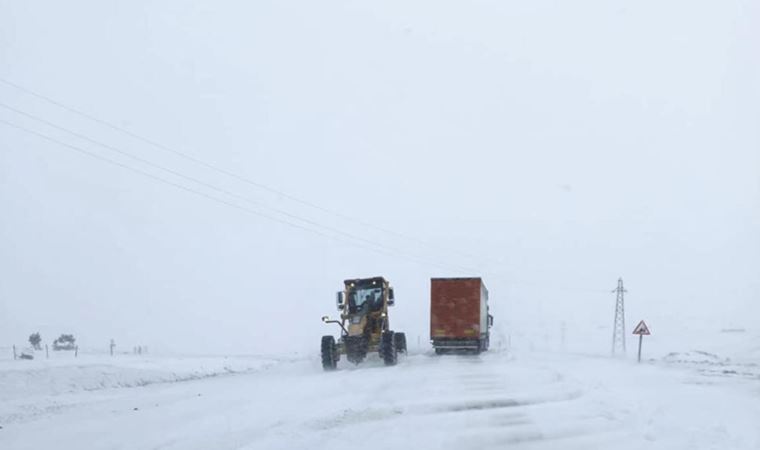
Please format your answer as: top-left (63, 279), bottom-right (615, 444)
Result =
top-left (1, 1), bottom-right (758, 354)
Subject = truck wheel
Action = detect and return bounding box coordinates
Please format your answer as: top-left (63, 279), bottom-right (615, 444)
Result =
top-left (393, 332), bottom-right (407, 354)
top-left (321, 336), bottom-right (338, 371)
top-left (380, 331), bottom-right (397, 366)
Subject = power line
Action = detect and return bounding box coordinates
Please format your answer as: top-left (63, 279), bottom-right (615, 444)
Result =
top-left (0, 118), bottom-right (479, 274)
top-left (0, 79), bottom-right (617, 295)
top-left (498, 278), bottom-right (610, 294)
top-left (0, 101), bottom-right (481, 273)
top-left (0, 76), bottom-right (493, 267)
top-left (0, 117), bottom-right (614, 295)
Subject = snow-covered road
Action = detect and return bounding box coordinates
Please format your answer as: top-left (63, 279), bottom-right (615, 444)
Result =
top-left (1, 351), bottom-right (758, 450)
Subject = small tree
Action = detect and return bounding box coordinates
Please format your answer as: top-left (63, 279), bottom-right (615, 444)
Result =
top-left (29, 332), bottom-right (42, 350)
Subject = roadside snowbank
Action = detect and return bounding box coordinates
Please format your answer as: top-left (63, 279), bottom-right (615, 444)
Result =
top-left (0, 354), bottom-right (280, 403)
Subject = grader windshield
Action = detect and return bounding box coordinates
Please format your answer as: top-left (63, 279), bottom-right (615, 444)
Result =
top-left (348, 286), bottom-right (383, 312)
top-left (345, 277), bottom-right (387, 313)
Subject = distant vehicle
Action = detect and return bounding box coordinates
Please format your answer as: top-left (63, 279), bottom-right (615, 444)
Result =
top-left (320, 276), bottom-right (406, 370)
top-left (19, 347), bottom-right (35, 360)
top-left (430, 277), bottom-right (493, 354)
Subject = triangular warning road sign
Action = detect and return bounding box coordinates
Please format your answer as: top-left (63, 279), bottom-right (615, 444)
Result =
top-left (632, 320), bottom-right (651, 335)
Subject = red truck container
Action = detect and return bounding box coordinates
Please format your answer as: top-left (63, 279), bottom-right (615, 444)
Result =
top-left (430, 277), bottom-right (493, 354)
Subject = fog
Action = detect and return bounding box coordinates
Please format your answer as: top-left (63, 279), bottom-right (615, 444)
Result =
top-left (1, 0), bottom-right (758, 355)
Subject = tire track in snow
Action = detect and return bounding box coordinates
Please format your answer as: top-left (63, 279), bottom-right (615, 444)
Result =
top-left (299, 353), bottom-right (623, 449)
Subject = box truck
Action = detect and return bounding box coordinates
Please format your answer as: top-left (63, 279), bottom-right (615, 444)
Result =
top-left (430, 277), bottom-right (493, 354)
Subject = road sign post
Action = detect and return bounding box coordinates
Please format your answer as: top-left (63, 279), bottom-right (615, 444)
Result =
top-left (632, 320), bottom-right (651, 363)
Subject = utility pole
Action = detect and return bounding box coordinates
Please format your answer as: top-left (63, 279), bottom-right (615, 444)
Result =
top-left (611, 277), bottom-right (627, 356)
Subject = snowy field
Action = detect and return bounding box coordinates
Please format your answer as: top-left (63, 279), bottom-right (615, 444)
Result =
top-left (1, 331), bottom-right (759, 450)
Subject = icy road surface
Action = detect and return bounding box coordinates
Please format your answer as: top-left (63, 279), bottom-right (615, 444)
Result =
top-left (1, 351), bottom-right (758, 450)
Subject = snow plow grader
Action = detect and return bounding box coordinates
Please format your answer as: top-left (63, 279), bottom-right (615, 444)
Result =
top-left (320, 276), bottom-right (406, 370)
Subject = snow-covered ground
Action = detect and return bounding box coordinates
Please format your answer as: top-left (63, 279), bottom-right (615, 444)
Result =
top-left (0, 352), bottom-right (281, 428)
top-left (1, 331), bottom-right (758, 450)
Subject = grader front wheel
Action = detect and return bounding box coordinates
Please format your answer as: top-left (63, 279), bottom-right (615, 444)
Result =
top-left (380, 331), bottom-right (398, 366)
top-left (321, 335), bottom-right (338, 371)
top-left (394, 332), bottom-right (407, 354)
